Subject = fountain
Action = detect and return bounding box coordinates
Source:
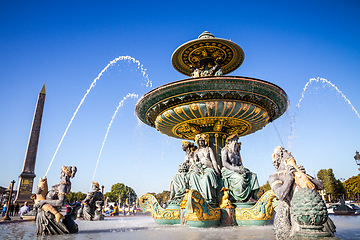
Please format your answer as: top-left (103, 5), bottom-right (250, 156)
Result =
top-left (135, 31), bottom-right (288, 227)
top-left (1, 32), bottom-right (359, 239)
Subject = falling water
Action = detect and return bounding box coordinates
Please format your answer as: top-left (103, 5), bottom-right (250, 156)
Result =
top-left (296, 77), bottom-right (360, 119)
top-left (45, 56), bottom-right (150, 176)
top-left (271, 122), bottom-right (284, 146)
top-left (91, 93), bottom-right (139, 185)
top-left (288, 77), bottom-right (360, 148)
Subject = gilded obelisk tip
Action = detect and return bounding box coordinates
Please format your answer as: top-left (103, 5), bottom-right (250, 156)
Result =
top-left (40, 84), bottom-right (46, 95)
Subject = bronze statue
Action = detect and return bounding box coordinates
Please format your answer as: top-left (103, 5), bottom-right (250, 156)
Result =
top-left (268, 146), bottom-right (335, 239)
top-left (35, 166), bottom-right (78, 235)
top-left (83, 181), bottom-right (105, 221)
top-left (193, 134), bottom-right (220, 176)
top-left (181, 140), bottom-right (197, 166)
top-left (168, 162), bottom-right (189, 205)
top-left (221, 134), bottom-right (259, 202)
top-left (188, 134), bottom-right (219, 204)
top-left (189, 58), bottom-right (223, 78)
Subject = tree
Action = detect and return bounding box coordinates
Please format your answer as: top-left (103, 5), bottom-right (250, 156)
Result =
top-left (257, 181), bottom-right (271, 199)
top-left (344, 174), bottom-right (360, 200)
top-left (317, 169), bottom-right (343, 202)
top-left (67, 191), bottom-right (87, 203)
top-left (104, 183), bottom-right (137, 205)
top-left (155, 190), bottom-right (170, 205)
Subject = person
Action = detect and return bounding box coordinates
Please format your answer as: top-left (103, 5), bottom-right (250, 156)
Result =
top-left (19, 202), bottom-right (30, 219)
top-left (2, 203), bottom-right (7, 217)
top-left (221, 134), bottom-right (259, 202)
top-left (9, 203), bottom-right (14, 216)
top-left (83, 181), bottom-right (105, 221)
top-left (35, 166), bottom-right (78, 235)
top-left (14, 203), bottom-right (20, 216)
top-left (268, 146), bottom-right (335, 239)
top-left (110, 203), bottom-right (119, 216)
top-left (188, 134), bottom-right (219, 204)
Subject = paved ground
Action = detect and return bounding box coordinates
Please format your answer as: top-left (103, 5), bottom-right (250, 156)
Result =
top-left (0, 214), bottom-right (33, 224)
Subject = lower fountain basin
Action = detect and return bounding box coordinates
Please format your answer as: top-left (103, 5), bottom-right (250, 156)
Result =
top-left (0, 216), bottom-right (359, 240)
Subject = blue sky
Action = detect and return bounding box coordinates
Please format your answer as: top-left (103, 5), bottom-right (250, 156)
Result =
top-left (0, 1), bottom-right (359, 197)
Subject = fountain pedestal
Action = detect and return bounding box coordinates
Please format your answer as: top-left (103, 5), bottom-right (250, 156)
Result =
top-left (136, 32), bottom-right (288, 227)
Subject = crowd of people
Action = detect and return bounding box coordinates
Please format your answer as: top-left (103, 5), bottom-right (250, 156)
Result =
top-left (103, 203), bottom-right (138, 216)
top-left (1, 201), bottom-right (30, 219)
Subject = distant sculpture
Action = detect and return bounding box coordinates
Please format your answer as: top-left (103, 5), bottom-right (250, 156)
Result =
top-left (189, 58), bottom-right (223, 78)
top-left (188, 134), bottom-right (219, 204)
top-left (268, 146), bottom-right (335, 240)
top-left (35, 166), bottom-right (78, 235)
top-left (182, 140), bottom-right (197, 166)
top-left (168, 163), bottom-right (189, 205)
top-left (83, 181), bottom-right (105, 221)
top-left (208, 58), bottom-right (223, 76)
top-left (221, 134), bottom-right (259, 203)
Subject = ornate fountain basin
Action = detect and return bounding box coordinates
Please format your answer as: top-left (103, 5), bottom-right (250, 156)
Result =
top-left (136, 76), bottom-right (288, 140)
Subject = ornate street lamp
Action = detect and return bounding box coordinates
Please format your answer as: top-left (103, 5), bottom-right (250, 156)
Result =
top-left (1, 180), bottom-right (15, 221)
top-left (354, 151), bottom-right (360, 171)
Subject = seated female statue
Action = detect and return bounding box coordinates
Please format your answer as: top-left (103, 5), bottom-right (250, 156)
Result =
top-left (221, 135), bottom-right (259, 202)
top-left (188, 134), bottom-right (219, 204)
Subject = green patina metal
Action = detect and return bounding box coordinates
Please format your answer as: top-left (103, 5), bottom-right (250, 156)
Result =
top-left (135, 76), bottom-right (288, 167)
top-left (136, 32), bottom-right (289, 228)
top-left (136, 76), bottom-right (288, 131)
top-left (171, 31), bottom-right (245, 77)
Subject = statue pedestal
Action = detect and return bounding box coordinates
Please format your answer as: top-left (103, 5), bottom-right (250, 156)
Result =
top-left (140, 190), bottom-right (277, 228)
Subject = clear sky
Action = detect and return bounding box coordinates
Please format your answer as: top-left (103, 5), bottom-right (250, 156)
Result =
top-left (1, 1), bottom-right (359, 198)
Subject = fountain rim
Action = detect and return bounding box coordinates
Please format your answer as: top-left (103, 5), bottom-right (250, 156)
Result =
top-left (171, 37), bottom-right (245, 76)
top-left (136, 75), bottom-right (289, 128)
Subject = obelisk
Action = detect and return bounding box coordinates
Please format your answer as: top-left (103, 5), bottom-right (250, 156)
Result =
top-left (15, 85), bottom-right (46, 205)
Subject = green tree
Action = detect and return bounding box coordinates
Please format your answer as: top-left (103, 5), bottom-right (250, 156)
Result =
top-left (344, 174), bottom-right (360, 200)
top-left (317, 169), bottom-right (343, 202)
top-left (155, 190), bottom-right (170, 205)
top-left (66, 191), bottom-right (87, 203)
top-left (257, 181), bottom-right (271, 199)
top-left (104, 183), bottom-right (137, 205)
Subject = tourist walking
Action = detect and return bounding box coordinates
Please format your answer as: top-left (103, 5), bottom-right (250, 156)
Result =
top-left (19, 202), bottom-right (30, 219)
top-left (2, 203), bottom-right (7, 217)
top-left (9, 203), bottom-right (14, 216)
top-left (14, 203), bottom-right (20, 216)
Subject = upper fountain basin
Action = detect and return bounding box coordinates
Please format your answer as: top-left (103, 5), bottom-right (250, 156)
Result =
top-left (135, 76), bottom-right (288, 140)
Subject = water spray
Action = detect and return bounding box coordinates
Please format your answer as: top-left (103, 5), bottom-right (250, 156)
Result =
top-left (91, 93), bottom-right (139, 186)
top-left (45, 56), bottom-right (149, 177)
top-left (297, 77), bottom-right (359, 119)
top-left (288, 77), bottom-right (360, 148)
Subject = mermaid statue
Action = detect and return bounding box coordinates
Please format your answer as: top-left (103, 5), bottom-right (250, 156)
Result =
top-left (34, 166), bottom-right (78, 235)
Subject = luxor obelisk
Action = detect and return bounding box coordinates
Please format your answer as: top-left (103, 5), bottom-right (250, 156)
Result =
top-left (15, 85), bottom-right (46, 205)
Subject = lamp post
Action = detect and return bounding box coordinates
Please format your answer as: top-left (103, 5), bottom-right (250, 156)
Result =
top-left (1, 180), bottom-right (15, 221)
top-left (354, 151), bottom-right (360, 171)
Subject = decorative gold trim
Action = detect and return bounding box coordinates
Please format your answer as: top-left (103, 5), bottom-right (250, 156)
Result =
top-left (139, 193), bottom-right (181, 220)
top-left (183, 190), bottom-right (221, 221)
top-left (235, 190), bottom-right (276, 221)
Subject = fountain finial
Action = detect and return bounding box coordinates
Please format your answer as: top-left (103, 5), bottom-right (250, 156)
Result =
top-left (198, 31), bottom-right (215, 39)
top-left (171, 32), bottom-right (245, 76)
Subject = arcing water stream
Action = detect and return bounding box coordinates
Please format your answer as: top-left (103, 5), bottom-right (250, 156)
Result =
top-left (45, 56), bottom-right (150, 177)
top-left (91, 93), bottom-right (139, 185)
